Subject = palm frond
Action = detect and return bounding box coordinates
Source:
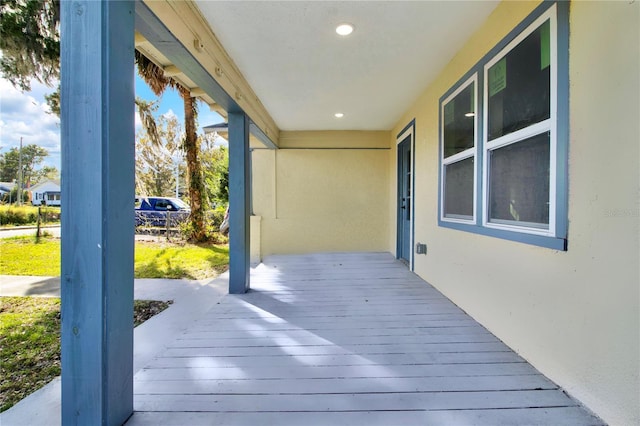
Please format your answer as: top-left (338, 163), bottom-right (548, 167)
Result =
top-left (135, 97), bottom-right (162, 148)
top-left (134, 50), bottom-right (174, 96)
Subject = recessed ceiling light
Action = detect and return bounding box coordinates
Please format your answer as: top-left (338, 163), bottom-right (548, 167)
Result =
top-left (465, 112), bottom-right (475, 117)
top-left (336, 24), bottom-right (354, 36)
top-left (334, 113), bottom-right (344, 118)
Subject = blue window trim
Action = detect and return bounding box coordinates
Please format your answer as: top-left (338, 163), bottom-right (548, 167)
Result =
top-left (437, 0), bottom-right (569, 251)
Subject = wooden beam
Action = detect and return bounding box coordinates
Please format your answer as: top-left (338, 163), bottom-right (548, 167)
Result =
top-left (61, 1), bottom-right (135, 424)
top-left (228, 112), bottom-right (251, 294)
top-left (141, 0), bottom-right (279, 146)
top-left (134, 31), bottom-right (147, 47)
top-left (190, 87), bottom-right (206, 97)
top-left (163, 64), bottom-right (182, 77)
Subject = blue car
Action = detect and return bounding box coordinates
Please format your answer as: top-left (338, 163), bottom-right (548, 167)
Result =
top-left (135, 196), bottom-right (190, 228)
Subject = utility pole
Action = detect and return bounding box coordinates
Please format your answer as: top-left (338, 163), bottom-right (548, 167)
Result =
top-left (17, 137), bottom-right (23, 206)
top-left (175, 162), bottom-right (179, 198)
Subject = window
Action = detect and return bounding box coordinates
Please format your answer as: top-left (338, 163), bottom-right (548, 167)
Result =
top-left (484, 12), bottom-right (555, 235)
top-left (441, 76), bottom-right (477, 222)
top-left (438, 2), bottom-right (567, 250)
top-left (154, 199), bottom-right (169, 211)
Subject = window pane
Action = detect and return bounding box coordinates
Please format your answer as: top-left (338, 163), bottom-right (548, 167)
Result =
top-left (488, 20), bottom-right (550, 140)
top-left (489, 133), bottom-right (550, 227)
top-left (443, 82), bottom-right (475, 158)
top-left (444, 157), bottom-right (474, 219)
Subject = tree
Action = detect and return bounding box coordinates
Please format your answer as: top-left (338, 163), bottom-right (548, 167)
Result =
top-left (0, 0), bottom-right (60, 91)
top-left (201, 140), bottom-right (229, 207)
top-left (135, 107), bottom-right (185, 198)
top-left (178, 86), bottom-right (207, 241)
top-left (0, 144), bottom-right (48, 187)
top-left (135, 51), bottom-right (208, 242)
top-left (0, 0), bottom-right (60, 114)
top-left (1, 0), bottom-right (211, 241)
top-left (33, 165), bottom-right (60, 184)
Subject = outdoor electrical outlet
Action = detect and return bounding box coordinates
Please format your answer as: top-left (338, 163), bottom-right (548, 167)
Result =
top-left (416, 243), bottom-right (427, 255)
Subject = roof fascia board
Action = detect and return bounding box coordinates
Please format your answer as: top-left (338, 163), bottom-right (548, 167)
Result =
top-left (135, 0), bottom-right (279, 148)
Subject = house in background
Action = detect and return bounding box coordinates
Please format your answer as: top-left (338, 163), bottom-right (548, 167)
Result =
top-left (59, 1), bottom-right (638, 425)
top-left (30, 179), bottom-right (61, 206)
top-left (0, 181), bottom-right (15, 200)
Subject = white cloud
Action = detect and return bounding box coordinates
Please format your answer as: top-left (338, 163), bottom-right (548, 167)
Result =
top-left (162, 109), bottom-right (178, 121)
top-left (0, 79), bottom-right (61, 168)
top-left (0, 78), bottom-right (225, 171)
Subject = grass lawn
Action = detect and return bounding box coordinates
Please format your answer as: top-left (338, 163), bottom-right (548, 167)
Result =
top-left (0, 236), bottom-right (61, 276)
top-left (0, 236), bottom-right (229, 280)
top-left (134, 241), bottom-right (228, 279)
top-left (0, 297), bottom-right (171, 412)
top-left (0, 297), bottom-right (60, 412)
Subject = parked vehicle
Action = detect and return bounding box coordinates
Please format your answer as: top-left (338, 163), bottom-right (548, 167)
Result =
top-left (135, 196), bottom-right (190, 228)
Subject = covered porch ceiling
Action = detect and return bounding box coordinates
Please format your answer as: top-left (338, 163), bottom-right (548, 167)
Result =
top-left (137, 0), bottom-right (500, 145)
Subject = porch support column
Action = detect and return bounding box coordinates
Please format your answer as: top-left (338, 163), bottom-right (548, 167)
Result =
top-left (60, 1), bottom-right (135, 424)
top-left (228, 111), bottom-right (251, 294)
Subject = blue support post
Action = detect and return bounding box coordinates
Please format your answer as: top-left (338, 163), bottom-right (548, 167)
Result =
top-left (60, 1), bottom-right (135, 424)
top-left (228, 112), bottom-right (251, 294)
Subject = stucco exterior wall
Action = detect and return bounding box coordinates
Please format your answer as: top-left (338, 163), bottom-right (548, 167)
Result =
top-left (253, 131), bottom-right (390, 255)
top-left (389, 1), bottom-right (639, 425)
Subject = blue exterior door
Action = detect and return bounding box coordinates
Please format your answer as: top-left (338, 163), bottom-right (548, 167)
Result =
top-left (397, 136), bottom-right (412, 263)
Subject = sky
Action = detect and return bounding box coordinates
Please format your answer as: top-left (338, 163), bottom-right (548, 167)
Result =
top-left (0, 74), bottom-right (225, 173)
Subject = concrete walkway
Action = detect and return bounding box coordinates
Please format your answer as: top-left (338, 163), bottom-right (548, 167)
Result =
top-left (0, 275), bottom-right (61, 297)
top-left (0, 273), bottom-right (230, 426)
top-left (0, 225), bottom-right (61, 239)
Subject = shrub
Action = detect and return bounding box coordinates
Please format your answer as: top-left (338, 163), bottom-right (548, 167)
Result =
top-left (176, 206), bottom-right (228, 243)
top-left (0, 206), bottom-right (60, 226)
top-left (208, 205), bottom-right (227, 229)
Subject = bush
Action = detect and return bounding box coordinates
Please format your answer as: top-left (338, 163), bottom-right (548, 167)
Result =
top-left (208, 205), bottom-right (227, 229)
top-left (0, 206), bottom-right (61, 226)
top-left (175, 206), bottom-right (228, 244)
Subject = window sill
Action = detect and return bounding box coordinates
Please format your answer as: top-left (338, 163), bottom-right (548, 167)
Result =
top-left (438, 219), bottom-right (567, 251)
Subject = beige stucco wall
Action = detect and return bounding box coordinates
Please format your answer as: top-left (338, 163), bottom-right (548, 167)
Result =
top-left (388, 1), bottom-right (639, 425)
top-left (253, 131), bottom-right (390, 255)
top-left (249, 215), bottom-right (261, 265)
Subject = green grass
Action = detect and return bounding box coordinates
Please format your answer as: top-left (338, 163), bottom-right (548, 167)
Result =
top-left (0, 236), bottom-right (61, 276)
top-left (0, 296), bottom-right (171, 412)
top-left (0, 236), bottom-right (229, 280)
top-left (134, 241), bottom-right (229, 279)
top-left (0, 297), bottom-right (61, 412)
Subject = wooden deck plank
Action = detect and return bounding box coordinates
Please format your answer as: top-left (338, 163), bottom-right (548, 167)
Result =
top-left (133, 374), bottom-right (557, 394)
top-left (146, 351), bottom-right (525, 368)
top-left (177, 326), bottom-right (491, 340)
top-left (162, 342), bottom-right (513, 357)
top-left (190, 317), bottom-right (478, 331)
top-left (127, 407), bottom-right (605, 426)
top-left (133, 390), bottom-right (576, 412)
top-left (128, 252), bottom-right (602, 425)
top-left (135, 362), bottom-right (539, 381)
top-left (172, 334), bottom-right (499, 348)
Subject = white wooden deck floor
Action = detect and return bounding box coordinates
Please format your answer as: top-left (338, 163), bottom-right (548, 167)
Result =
top-left (126, 253), bottom-right (603, 426)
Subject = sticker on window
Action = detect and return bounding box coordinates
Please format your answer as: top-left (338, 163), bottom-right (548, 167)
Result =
top-left (540, 20), bottom-right (550, 70)
top-left (489, 57), bottom-right (507, 97)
